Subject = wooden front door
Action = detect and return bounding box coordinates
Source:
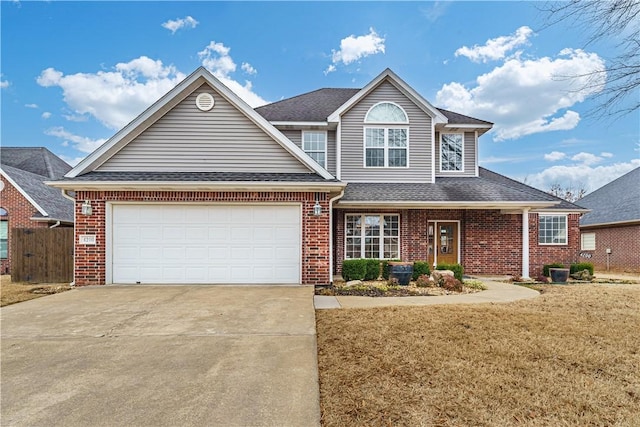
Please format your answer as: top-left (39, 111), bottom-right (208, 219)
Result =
top-left (427, 221), bottom-right (459, 266)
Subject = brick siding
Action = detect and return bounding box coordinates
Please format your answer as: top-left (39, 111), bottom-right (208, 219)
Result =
top-left (73, 191), bottom-right (330, 286)
top-left (0, 176), bottom-right (50, 274)
top-left (578, 224), bottom-right (640, 273)
top-left (334, 208), bottom-right (582, 277)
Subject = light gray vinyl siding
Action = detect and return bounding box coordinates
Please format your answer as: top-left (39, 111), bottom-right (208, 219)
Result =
top-left (98, 84), bottom-right (310, 173)
top-left (280, 129), bottom-right (336, 176)
top-left (434, 131), bottom-right (477, 177)
top-left (340, 80), bottom-right (432, 183)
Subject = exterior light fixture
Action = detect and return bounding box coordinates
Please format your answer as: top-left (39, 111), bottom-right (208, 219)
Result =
top-left (81, 200), bottom-right (93, 216)
top-left (313, 201), bottom-right (322, 216)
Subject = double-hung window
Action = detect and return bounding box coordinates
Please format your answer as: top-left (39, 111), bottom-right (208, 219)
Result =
top-left (364, 102), bottom-right (408, 168)
top-left (302, 131), bottom-right (327, 168)
top-left (440, 133), bottom-right (464, 171)
top-left (538, 214), bottom-right (568, 245)
top-left (345, 214), bottom-right (399, 259)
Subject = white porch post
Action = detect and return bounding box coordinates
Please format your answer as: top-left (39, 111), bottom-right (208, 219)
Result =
top-left (522, 208), bottom-right (530, 279)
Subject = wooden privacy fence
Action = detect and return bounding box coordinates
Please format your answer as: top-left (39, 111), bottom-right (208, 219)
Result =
top-left (11, 228), bottom-right (73, 283)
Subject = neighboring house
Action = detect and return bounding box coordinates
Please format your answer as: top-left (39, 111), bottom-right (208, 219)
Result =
top-left (48, 67), bottom-right (586, 286)
top-left (578, 167), bottom-right (640, 273)
top-left (0, 147), bottom-right (74, 274)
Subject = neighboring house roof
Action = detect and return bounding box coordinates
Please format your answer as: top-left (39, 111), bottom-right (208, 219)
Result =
top-left (0, 147), bottom-right (71, 179)
top-left (579, 167), bottom-right (640, 227)
top-left (66, 67), bottom-right (334, 181)
top-left (338, 167), bottom-right (586, 210)
top-left (0, 164), bottom-right (74, 222)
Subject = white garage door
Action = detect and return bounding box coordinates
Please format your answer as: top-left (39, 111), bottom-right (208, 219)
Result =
top-left (111, 204), bottom-right (301, 284)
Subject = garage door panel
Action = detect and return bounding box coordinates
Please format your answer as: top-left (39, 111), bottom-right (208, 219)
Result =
top-left (112, 204), bottom-right (301, 284)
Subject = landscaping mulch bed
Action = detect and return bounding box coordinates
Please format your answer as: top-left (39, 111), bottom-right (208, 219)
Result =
top-left (317, 279), bottom-right (486, 297)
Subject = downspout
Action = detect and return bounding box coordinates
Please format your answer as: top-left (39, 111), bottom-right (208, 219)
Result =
top-left (61, 189), bottom-right (76, 287)
top-left (49, 221), bottom-right (61, 229)
top-left (328, 189), bottom-right (345, 285)
top-left (522, 208), bottom-right (530, 279)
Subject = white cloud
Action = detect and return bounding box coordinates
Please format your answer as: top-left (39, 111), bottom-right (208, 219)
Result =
top-left (436, 48), bottom-right (606, 141)
top-left (544, 151), bottom-right (566, 161)
top-left (241, 62), bottom-right (257, 75)
top-left (198, 41), bottom-right (267, 107)
top-left (161, 16), bottom-right (198, 34)
top-left (523, 159), bottom-right (640, 194)
top-left (45, 126), bottom-right (107, 153)
top-left (41, 112), bottom-right (52, 119)
top-left (600, 152), bottom-right (614, 158)
top-left (0, 79), bottom-right (9, 89)
top-left (37, 57), bottom-right (187, 129)
top-left (326, 28), bottom-right (385, 73)
top-left (25, 103), bottom-right (39, 108)
top-left (571, 152), bottom-right (603, 165)
top-left (58, 154), bottom-right (85, 167)
top-left (63, 113), bottom-right (89, 122)
top-left (455, 26), bottom-right (533, 63)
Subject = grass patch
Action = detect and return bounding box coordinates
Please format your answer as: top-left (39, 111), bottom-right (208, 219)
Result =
top-left (316, 284), bottom-right (640, 426)
top-left (1, 275), bottom-right (71, 307)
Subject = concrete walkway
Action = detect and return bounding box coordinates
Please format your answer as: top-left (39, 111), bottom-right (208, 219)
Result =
top-left (1, 285), bottom-right (320, 427)
top-left (315, 278), bottom-right (540, 309)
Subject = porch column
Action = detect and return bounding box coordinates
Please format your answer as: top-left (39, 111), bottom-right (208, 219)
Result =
top-left (522, 208), bottom-right (530, 279)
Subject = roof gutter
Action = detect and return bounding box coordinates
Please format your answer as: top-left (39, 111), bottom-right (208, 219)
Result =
top-left (46, 180), bottom-right (347, 192)
top-left (335, 200), bottom-right (561, 209)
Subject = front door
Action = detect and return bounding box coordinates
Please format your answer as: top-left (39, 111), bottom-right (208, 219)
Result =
top-left (428, 221), bottom-right (459, 266)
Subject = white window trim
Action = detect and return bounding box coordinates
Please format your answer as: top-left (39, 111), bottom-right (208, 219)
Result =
top-left (302, 130), bottom-right (328, 169)
top-left (362, 126), bottom-right (410, 168)
top-left (538, 214), bottom-right (568, 246)
top-left (364, 101), bottom-right (409, 124)
top-left (344, 213), bottom-right (401, 259)
top-left (581, 232), bottom-right (596, 250)
top-left (439, 132), bottom-right (465, 173)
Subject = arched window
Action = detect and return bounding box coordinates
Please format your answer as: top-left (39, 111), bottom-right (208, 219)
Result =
top-left (363, 103), bottom-right (409, 168)
top-left (365, 102), bottom-right (408, 123)
top-left (0, 208), bottom-right (7, 260)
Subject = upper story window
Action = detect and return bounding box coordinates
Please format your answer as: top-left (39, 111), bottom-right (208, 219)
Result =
top-left (539, 214), bottom-right (567, 245)
top-left (440, 133), bottom-right (464, 172)
top-left (364, 102), bottom-right (409, 168)
top-left (302, 131), bottom-right (327, 168)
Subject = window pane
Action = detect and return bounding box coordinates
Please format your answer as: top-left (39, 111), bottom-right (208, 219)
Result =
top-left (364, 237), bottom-right (380, 259)
top-left (364, 216), bottom-right (380, 236)
top-left (383, 216), bottom-right (399, 236)
top-left (388, 149), bottom-right (407, 167)
top-left (441, 133), bottom-right (463, 171)
top-left (310, 152), bottom-right (326, 168)
top-left (538, 215), bottom-right (567, 244)
top-left (346, 237), bottom-right (361, 259)
top-left (388, 129), bottom-right (407, 147)
top-left (365, 103), bottom-right (408, 123)
top-left (346, 215), bottom-right (360, 236)
top-left (581, 233), bottom-right (595, 250)
top-left (0, 221), bottom-right (6, 259)
top-left (365, 128), bottom-right (385, 147)
top-left (383, 237), bottom-right (399, 259)
top-left (366, 148), bottom-right (385, 167)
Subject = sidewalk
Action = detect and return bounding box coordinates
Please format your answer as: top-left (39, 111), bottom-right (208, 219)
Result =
top-left (314, 279), bottom-right (540, 309)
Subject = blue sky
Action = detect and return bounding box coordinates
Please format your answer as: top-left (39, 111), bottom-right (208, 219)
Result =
top-left (2, 1), bottom-right (638, 193)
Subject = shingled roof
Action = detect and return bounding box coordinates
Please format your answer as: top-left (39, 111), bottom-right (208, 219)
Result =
top-left (338, 167), bottom-right (586, 208)
top-left (579, 167), bottom-right (640, 226)
top-left (255, 88), bottom-right (492, 125)
top-left (1, 147), bottom-right (74, 223)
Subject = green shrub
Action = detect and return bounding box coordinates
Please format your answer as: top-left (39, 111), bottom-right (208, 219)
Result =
top-left (570, 262), bottom-right (594, 275)
top-left (364, 259), bottom-right (381, 280)
top-left (381, 259), bottom-right (401, 280)
top-left (342, 259), bottom-right (367, 281)
top-left (435, 263), bottom-right (464, 282)
top-left (543, 263), bottom-right (565, 277)
top-left (412, 261), bottom-right (431, 281)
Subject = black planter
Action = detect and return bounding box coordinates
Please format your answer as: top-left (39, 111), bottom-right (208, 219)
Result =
top-left (388, 262), bottom-right (413, 286)
top-left (549, 268), bottom-right (570, 283)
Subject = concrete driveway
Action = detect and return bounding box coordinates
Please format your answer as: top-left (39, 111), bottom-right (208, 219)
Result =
top-left (1, 285), bottom-right (320, 427)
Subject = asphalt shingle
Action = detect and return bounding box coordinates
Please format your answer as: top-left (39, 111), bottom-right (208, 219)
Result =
top-left (579, 167), bottom-right (640, 226)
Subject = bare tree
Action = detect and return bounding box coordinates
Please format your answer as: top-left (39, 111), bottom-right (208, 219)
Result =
top-left (548, 183), bottom-right (587, 202)
top-left (539, 0), bottom-right (640, 118)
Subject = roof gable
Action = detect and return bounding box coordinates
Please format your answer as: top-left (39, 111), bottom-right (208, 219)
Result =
top-left (579, 167), bottom-right (640, 226)
top-left (327, 69), bottom-right (449, 124)
top-left (67, 67), bottom-right (333, 180)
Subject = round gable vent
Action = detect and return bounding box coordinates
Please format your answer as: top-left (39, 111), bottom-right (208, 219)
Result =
top-left (195, 93), bottom-right (215, 111)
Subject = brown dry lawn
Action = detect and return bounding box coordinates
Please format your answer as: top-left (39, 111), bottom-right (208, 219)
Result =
top-left (0, 275), bottom-right (71, 307)
top-left (317, 284), bottom-right (640, 426)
